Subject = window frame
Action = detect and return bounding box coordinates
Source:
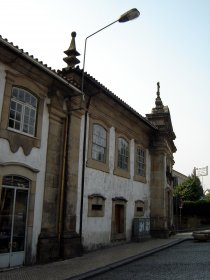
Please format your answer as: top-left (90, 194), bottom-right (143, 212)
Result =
top-left (91, 124), bottom-right (107, 163)
top-left (134, 144), bottom-right (147, 183)
top-left (87, 119), bottom-right (109, 173)
top-left (88, 194), bottom-right (106, 217)
top-left (8, 87), bottom-right (38, 137)
top-left (134, 200), bottom-right (145, 217)
top-left (114, 134), bottom-right (130, 179)
top-left (117, 137), bottom-right (129, 170)
top-left (0, 70), bottom-right (45, 155)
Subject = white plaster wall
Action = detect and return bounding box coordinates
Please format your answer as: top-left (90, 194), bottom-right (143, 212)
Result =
top-left (0, 64), bottom-right (49, 259)
top-left (77, 116), bottom-right (151, 250)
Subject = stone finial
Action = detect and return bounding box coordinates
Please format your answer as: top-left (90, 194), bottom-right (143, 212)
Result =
top-left (154, 81), bottom-right (164, 111)
top-left (63, 32), bottom-right (80, 68)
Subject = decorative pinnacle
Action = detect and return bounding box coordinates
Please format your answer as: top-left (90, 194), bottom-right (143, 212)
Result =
top-left (157, 81), bottom-right (160, 97)
top-left (153, 81), bottom-right (164, 112)
top-left (63, 31), bottom-right (80, 68)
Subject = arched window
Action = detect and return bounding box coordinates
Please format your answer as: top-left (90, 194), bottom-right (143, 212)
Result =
top-left (8, 87), bottom-right (37, 136)
top-left (2, 175), bottom-right (30, 188)
top-left (92, 124), bottom-right (107, 162)
top-left (118, 138), bottom-right (129, 170)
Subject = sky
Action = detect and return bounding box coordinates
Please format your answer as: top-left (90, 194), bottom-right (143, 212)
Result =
top-left (1, 0), bottom-right (210, 190)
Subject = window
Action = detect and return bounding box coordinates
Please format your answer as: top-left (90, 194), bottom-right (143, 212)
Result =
top-left (2, 175), bottom-right (30, 188)
top-left (87, 120), bottom-right (109, 173)
top-left (118, 138), bottom-right (129, 170)
top-left (134, 200), bottom-right (145, 217)
top-left (92, 124), bottom-right (107, 162)
top-left (88, 194), bottom-right (106, 217)
top-left (136, 147), bottom-right (146, 177)
top-left (8, 87), bottom-right (37, 136)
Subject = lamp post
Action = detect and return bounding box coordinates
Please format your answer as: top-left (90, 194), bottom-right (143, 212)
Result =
top-left (79, 8), bottom-right (140, 239)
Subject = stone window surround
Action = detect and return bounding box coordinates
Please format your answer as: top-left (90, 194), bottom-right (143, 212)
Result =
top-left (134, 200), bottom-right (145, 217)
top-left (88, 194), bottom-right (106, 217)
top-left (114, 133), bottom-right (130, 179)
top-left (0, 70), bottom-right (45, 156)
top-left (133, 143), bottom-right (147, 183)
top-left (87, 118), bottom-right (110, 173)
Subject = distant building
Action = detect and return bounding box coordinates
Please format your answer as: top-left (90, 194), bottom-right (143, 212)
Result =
top-left (173, 170), bottom-right (188, 187)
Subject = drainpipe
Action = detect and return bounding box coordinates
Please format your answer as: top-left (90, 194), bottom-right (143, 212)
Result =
top-left (79, 96), bottom-right (91, 240)
top-left (58, 113), bottom-right (69, 252)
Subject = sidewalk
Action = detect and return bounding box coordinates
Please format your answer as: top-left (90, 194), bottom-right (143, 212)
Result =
top-left (0, 233), bottom-right (193, 280)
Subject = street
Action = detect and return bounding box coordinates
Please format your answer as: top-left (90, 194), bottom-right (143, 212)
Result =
top-left (89, 240), bottom-right (210, 280)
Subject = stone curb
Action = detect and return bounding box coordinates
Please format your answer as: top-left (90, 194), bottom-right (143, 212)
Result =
top-left (66, 237), bottom-right (192, 280)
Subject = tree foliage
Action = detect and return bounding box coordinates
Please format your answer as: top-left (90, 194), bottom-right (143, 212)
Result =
top-left (204, 192), bottom-right (210, 201)
top-left (174, 174), bottom-right (204, 201)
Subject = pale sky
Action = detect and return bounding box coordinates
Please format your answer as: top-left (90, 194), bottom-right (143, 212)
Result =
top-left (1, 0), bottom-right (210, 190)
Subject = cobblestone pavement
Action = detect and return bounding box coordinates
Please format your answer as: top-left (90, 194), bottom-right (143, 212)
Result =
top-left (0, 233), bottom-right (192, 280)
top-left (89, 240), bottom-right (210, 280)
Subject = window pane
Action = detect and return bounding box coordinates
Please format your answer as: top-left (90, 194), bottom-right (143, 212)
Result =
top-left (12, 87), bottom-right (18, 98)
top-left (9, 119), bottom-right (14, 128)
top-left (9, 109), bottom-right (15, 120)
top-left (17, 103), bottom-right (22, 113)
top-left (14, 121), bottom-right (20, 130)
top-left (11, 100), bottom-right (16, 110)
top-left (25, 93), bottom-right (30, 104)
top-left (136, 147), bottom-right (145, 176)
top-left (118, 138), bottom-right (128, 170)
top-left (92, 124), bottom-right (107, 162)
top-left (25, 107), bottom-right (30, 116)
top-left (19, 89), bottom-right (25, 102)
top-left (30, 96), bottom-right (37, 108)
top-left (16, 112), bottom-right (21, 122)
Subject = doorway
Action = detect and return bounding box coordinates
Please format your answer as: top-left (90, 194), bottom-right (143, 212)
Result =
top-left (111, 198), bottom-right (127, 241)
top-left (0, 176), bottom-right (29, 268)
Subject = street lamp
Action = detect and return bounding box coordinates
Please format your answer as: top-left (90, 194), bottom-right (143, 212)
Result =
top-left (81, 8), bottom-right (140, 97)
top-left (79, 8), bottom-right (140, 239)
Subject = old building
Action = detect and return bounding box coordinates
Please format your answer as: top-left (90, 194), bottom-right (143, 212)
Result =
top-left (58, 33), bottom-right (176, 247)
top-left (0, 35), bottom-right (82, 267)
top-left (173, 170), bottom-right (188, 187)
top-left (0, 32), bottom-right (176, 268)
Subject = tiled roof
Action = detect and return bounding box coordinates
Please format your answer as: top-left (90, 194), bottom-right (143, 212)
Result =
top-left (0, 35), bottom-right (81, 95)
top-left (64, 66), bottom-right (157, 129)
top-left (0, 35), bottom-right (157, 129)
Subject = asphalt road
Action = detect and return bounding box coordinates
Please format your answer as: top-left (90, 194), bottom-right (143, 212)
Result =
top-left (88, 240), bottom-right (210, 280)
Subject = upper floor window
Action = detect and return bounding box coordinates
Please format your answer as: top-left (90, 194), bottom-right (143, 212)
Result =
top-left (92, 124), bottom-right (107, 162)
top-left (8, 87), bottom-right (37, 136)
top-left (118, 138), bottom-right (129, 170)
top-left (136, 147), bottom-right (146, 177)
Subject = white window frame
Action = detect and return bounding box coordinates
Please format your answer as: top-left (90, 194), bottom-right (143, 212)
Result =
top-left (8, 87), bottom-right (37, 137)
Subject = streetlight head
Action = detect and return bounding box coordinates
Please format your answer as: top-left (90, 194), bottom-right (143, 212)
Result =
top-left (118, 8), bottom-right (140, 23)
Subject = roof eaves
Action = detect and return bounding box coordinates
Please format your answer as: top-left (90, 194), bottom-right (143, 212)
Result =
top-left (73, 66), bottom-right (157, 130)
top-left (0, 35), bottom-right (82, 96)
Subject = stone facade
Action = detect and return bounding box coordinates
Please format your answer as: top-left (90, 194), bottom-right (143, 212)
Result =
top-left (0, 33), bottom-right (176, 268)
top-left (0, 36), bottom-right (82, 267)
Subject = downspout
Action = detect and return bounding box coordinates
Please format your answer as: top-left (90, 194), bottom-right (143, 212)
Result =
top-left (58, 113), bottom-right (69, 252)
top-left (79, 96), bottom-right (91, 240)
